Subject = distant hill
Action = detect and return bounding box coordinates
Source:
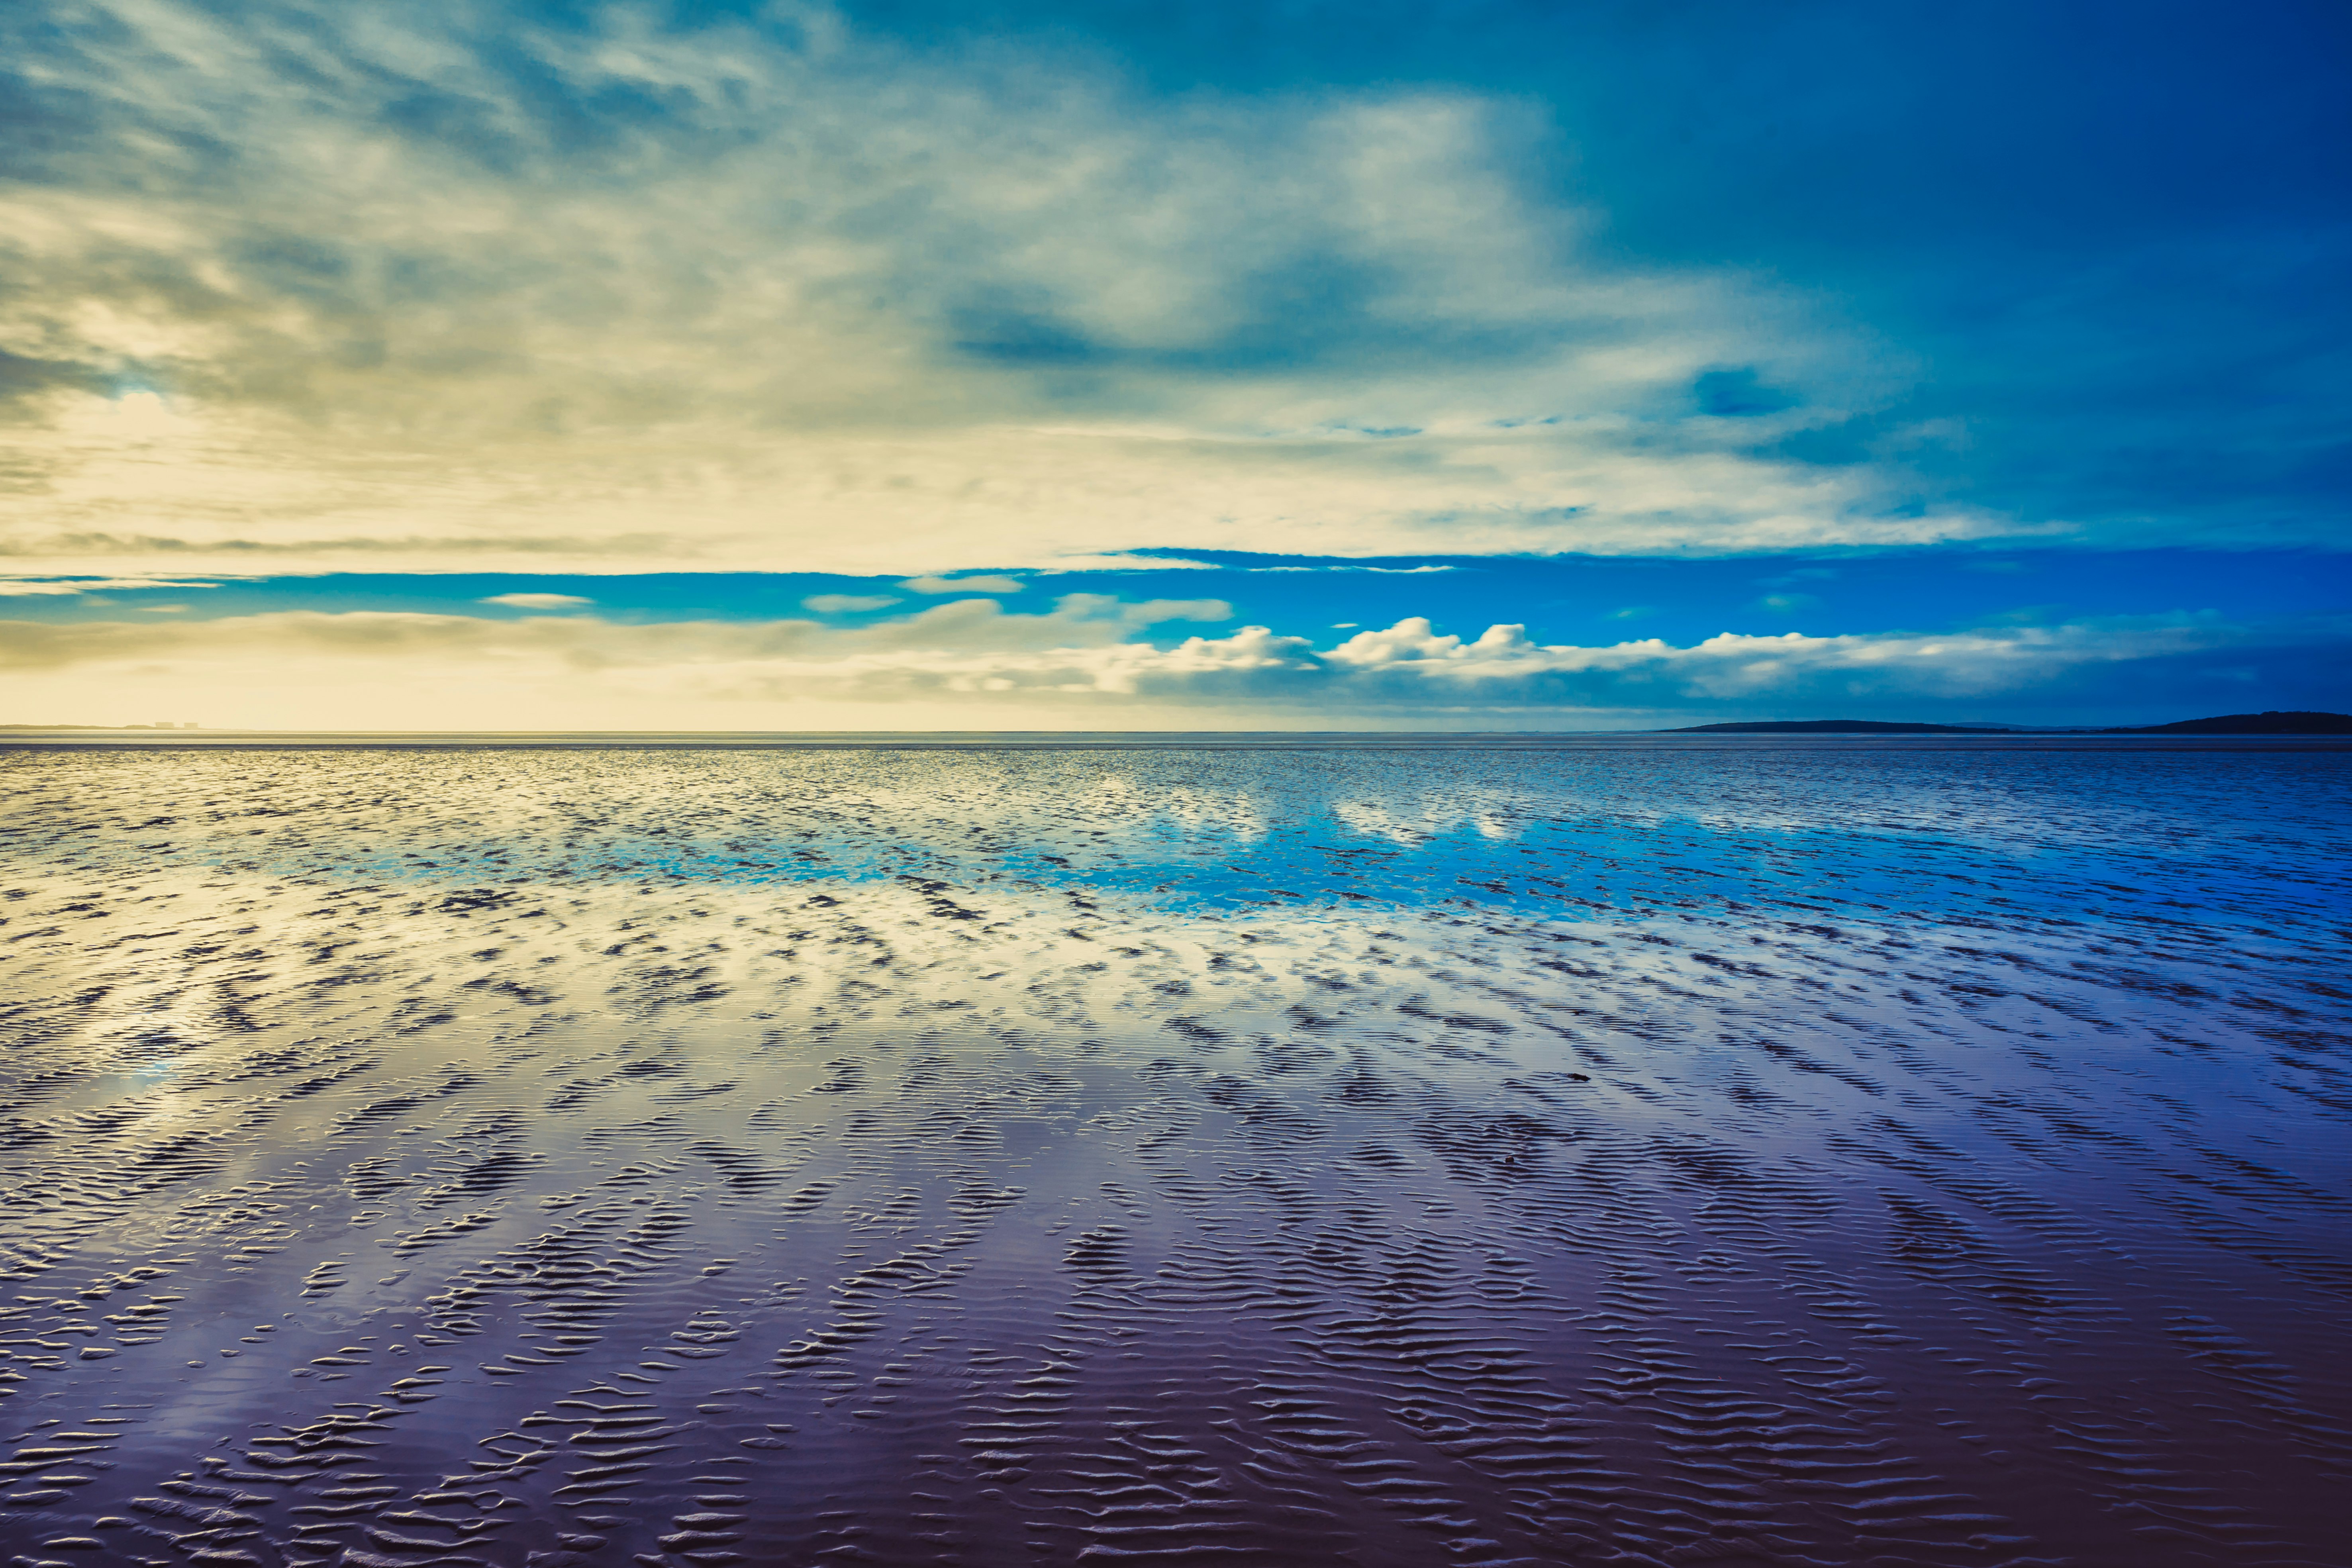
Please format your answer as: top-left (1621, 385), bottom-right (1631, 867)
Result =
top-left (1662, 720), bottom-right (2011, 735)
top-left (1660, 711), bottom-right (2352, 736)
top-left (2105, 710), bottom-right (2352, 735)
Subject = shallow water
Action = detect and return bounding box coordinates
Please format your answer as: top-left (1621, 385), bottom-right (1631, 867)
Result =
top-left (0, 743), bottom-right (2346, 1568)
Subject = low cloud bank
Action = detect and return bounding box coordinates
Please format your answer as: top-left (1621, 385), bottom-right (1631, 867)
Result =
top-left (4, 598), bottom-right (2339, 725)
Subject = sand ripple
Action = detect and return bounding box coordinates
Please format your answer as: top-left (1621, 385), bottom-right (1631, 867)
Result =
top-left (0, 747), bottom-right (2345, 1566)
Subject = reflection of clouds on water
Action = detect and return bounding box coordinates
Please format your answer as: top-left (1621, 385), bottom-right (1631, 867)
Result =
top-left (1102, 775), bottom-right (1275, 849)
top-left (10, 748), bottom-right (2341, 934)
top-left (1333, 789), bottom-right (1525, 845)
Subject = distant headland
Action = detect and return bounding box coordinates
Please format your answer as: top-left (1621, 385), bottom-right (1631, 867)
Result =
top-left (2113, 711), bottom-right (2352, 735)
top-left (1664, 710), bottom-right (2352, 736)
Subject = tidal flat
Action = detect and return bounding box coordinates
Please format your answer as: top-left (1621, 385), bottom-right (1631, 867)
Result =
top-left (0, 741), bottom-right (2346, 1568)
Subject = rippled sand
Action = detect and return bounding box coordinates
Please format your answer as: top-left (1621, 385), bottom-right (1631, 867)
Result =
top-left (1, 745), bottom-right (2346, 1567)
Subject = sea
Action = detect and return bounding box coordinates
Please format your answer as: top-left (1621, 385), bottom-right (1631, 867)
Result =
top-left (0, 734), bottom-right (2346, 1568)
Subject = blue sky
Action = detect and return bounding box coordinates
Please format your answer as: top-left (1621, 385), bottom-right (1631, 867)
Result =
top-left (0, 0), bottom-right (2344, 727)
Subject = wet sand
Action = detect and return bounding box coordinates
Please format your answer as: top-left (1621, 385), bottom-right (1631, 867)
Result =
top-left (0, 745), bottom-right (2345, 1567)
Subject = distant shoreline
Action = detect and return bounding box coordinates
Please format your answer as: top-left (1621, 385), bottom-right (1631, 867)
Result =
top-left (1668, 710), bottom-right (2352, 737)
top-left (3, 731), bottom-right (2348, 754)
top-left (13, 709), bottom-right (2345, 741)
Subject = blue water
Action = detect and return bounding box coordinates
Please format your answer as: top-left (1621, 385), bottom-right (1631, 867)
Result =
top-left (14, 742), bottom-right (2347, 934)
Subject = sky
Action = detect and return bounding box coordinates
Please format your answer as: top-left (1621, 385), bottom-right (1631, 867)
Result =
top-left (0, 0), bottom-right (2345, 729)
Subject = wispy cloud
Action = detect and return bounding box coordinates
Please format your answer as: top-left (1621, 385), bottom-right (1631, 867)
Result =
top-left (1250, 564), bottom-right (1461, 574)
top-left (1032, 555), bottom-right (1221, 573)
top-left (480, 592), bottom-right (593, 609)
top-left (1, 533), bottom-right (689, 558)
top-left (901, 576), bottom-right (1025, 596)
top-left (0, 0), bottom-right (1966, 578)
top-left (0, 577), bottom-right (220, 596)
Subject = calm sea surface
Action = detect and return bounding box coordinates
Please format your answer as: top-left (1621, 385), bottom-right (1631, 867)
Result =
top-left (1, 740), bottom-right (2346, 1567)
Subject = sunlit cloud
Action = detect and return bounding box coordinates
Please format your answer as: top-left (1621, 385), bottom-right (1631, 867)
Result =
top-left (0, 0), bottom-right (1970, 580)
top-left (0, 577), bottom-right (220, 596)
top-left (3, 597), bottom-right (2330, 731)
top-left (1250, 564), bottom-right (1461, 574)
top-left (0, 0), bottom-right (2334, 729)
top-left (1033, 555), bottom-right (1221, 573)
top-left (480, 592), bottom-right (594, 609)
top-left (902, 576), bottom-right (1025, 596)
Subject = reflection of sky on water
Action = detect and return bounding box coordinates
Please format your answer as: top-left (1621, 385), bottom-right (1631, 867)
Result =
top-left (11, 786), bottom-right (2351, 1564)
top-left (90, 747), bottom-right (2343, 935)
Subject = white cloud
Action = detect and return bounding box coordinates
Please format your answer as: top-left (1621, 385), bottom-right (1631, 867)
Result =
top-left (1031, 555), bottom-right (1220, 573)
top-left (1250, 563), bottom-right (1460, 574)
top-left (0, 577), bottom-right (220, 596)
top-left (0, 599), bottom-right (2323, 729)
top-left (480, 592), bottom-right (593, 608)
top-left (802, 593), bottom-right (902, 613)
top-left (0, 0), bottom-right (1987, 579)
top-left (901, 576), bottom-right (1025, 596)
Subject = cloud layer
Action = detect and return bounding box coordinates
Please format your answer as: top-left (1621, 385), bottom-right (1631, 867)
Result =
top-left (3, 2), bottom-right (2336, 727)
top-left (6, 594), bottom-right (2336, 730)
top-left (0, 0), bottom-right (1994, 576)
